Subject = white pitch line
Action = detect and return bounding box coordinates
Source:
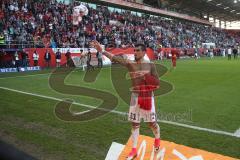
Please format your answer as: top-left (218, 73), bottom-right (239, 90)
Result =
top-left (0, 86), bottom-right (127, 116)
top-left (159, 120), bottom-right (236, 137)
top-left (0, 86), bottom-right (239, 138)
top-left (234, 128), bottom-right (240, 138)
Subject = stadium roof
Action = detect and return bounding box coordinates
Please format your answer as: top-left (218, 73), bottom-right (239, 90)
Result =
top-left (144, 0), bottom-right (240, 22)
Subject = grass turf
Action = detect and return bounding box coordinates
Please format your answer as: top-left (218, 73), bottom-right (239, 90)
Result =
top-left (0, 57), bottom-right (240, 159)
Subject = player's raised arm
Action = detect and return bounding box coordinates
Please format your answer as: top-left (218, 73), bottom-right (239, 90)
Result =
top-left (90, 41), bottom-right (131, 66)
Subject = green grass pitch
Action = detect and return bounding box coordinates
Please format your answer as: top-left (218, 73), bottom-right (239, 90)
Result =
top-left (0, 57), bottom-right (240, 159)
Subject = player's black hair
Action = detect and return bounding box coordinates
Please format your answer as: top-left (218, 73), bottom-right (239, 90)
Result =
top-left (135, 43), bottom-right (146, 51)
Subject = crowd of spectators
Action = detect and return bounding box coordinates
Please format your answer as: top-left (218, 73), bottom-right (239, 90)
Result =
top-left (0, 0), bottom-right (239, 51)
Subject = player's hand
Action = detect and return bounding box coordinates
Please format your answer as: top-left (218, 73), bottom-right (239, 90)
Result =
top-left (90, 40), bottom-right (102, 52)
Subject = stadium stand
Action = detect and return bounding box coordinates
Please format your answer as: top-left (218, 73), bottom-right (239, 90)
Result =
top-left (0, 0), bottom-right (239, 49)
top-left (0, 0), bottom-right (239, 69)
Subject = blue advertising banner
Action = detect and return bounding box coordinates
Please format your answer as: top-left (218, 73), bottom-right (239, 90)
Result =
top-left (0, 66), bottom-right (41, 73)
top-left (19, 66), bottom-right (41, 72)
top-left (0, 68), bottom-right (18, 73)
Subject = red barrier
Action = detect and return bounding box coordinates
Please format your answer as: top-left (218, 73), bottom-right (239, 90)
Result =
top-left (22, 48), bottom-right (156, 68)
top-left (24, 48), bottom-right (82, 67)
top-left (24, 48), bottom-right (57, 67)
top-left (1, 47), bottom-right (209, 68)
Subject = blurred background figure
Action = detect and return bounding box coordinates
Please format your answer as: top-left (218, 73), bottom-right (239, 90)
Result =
top-left (227, 46), bottom-right (232, 60)
top-left (80, 49), bottom-right (87, 71)
top-left (33, 50), bottom-right (39, 66)
top-left (233, 46), bottom-right (238, 59)
top-left (44, 49), bottom-right (51, 68)
top-left (55, 49), bottom-right (62, 67)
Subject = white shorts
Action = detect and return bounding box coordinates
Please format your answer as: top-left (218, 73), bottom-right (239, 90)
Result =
top-left (128, 93), bottom-right (157, 123)
top-left (56, 59), bottom-right (61, 63)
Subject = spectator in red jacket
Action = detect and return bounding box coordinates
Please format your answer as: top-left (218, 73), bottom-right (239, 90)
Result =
top-left (172, 51), bottom-right (177, 68)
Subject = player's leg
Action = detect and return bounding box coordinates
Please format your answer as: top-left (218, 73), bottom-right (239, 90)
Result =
top-left (148, 122), bottom-right (160, 151)
top-left (147, 96), bottom-right (161, 151)
top-left (127, 93), bottom-right (140, 159)
top-left (127, 122), bottom-right (140, 160)
top-left (127, 93), bottom-right (141, 160)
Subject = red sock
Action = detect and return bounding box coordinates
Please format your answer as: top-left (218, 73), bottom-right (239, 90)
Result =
top-left (128, 148), bottom-right (137, 156)
top-left (154, 138), bottom-right (160, 147)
